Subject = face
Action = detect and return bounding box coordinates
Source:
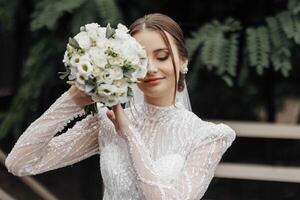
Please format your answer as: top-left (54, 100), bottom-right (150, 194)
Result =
top-left (133, 28), bottom-right (185, 103)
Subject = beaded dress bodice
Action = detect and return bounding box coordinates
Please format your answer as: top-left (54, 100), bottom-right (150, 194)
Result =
top-left (6, 90), bottom-right (236, 200)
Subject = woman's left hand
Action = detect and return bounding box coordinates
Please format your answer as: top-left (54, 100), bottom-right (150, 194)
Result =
top-left (106, 104), bottom-right (131, 140)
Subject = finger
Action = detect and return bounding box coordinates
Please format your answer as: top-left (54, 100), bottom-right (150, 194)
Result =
top-left (106, 111), bottom-right (116, 125)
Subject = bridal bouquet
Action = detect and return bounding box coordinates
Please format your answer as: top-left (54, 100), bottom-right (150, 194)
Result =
top-left (59, 23), bottom-right (148, 110)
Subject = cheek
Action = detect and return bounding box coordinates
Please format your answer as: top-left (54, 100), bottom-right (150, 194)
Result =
top-left (157, 60), bottom-right (175, 78)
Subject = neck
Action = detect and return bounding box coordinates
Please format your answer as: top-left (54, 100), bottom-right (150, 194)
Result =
top-left (144, 94), bottom-right (174, 107)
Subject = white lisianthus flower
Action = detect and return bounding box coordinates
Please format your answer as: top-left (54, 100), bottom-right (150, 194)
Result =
top-left (78, 60), bottom-right (93, 77)
top-left (74, 31), bottom-right (91, 49)
top-left (75, 73), bottom-right (86, 85)
top-left (70, 54), bottom-right (81, 67)
top-left (98, 69), bottom-right (115, 84)
top-left (63, 51), bottom-right (70, 66)
top-left (97, 84), bottom-right (118, 96)
top-left (113, 78), bottom-right (128, 90)
top-left (92, 66), bottom-right (101, 76)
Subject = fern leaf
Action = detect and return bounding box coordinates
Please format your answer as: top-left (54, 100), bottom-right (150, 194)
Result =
top-left (246, 27), bottom-right (270, 75)
top-left (277, 11), bottom-right (295, 39)
top-left (31, 0), bottom-right (85, 31)
top-left (70, 0), bottom-right (98, 34)
top-left (94, 0), bottom-right (122, 26)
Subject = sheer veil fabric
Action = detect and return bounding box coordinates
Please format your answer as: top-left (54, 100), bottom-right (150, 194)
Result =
top-left (124, 79), bottom-right (192, 111)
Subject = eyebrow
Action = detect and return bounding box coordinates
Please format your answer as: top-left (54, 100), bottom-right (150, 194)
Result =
top-left (153, 48), bottom-right (168, 53)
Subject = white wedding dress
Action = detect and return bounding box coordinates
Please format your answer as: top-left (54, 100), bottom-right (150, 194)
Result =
top-left (5, 90), bottom-right (236, 200)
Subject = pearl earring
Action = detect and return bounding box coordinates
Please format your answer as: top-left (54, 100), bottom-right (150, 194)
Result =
top-left (180, 62), bottom-right (188, 74)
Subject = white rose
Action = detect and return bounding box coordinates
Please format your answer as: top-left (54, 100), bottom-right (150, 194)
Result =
top-left (85, 23), bottom-right (101, 41)
top-left (117, 23), bottom-right (129, 33)
top-left (107, 56), bottom-right (123, 66)
top-left (85, 23), bottom-right (100, 32)
top-left (74, 31), bottom-right (91, 49)
top-left (88, 47), bottom-right (107, 68)
top-left (110, 66), bottom-right (123, 80)
top-left (96, 37), bottom-right (109, 49)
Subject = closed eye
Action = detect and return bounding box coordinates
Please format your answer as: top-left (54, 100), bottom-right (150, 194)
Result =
top-left (157, 55), bottom-right (169, 61)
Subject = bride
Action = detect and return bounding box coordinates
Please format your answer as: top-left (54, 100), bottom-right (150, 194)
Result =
top-left (5, 13), bottom-right (236, 200)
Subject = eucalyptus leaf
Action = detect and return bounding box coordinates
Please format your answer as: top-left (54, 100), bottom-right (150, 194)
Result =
top-left (105, 23), bottom-right (116, 39)
top-left (58, 67), bottom-right (71, 79)
top-left (127, 87), bottom-right (133, 97)
top-left (68, 37), bottom-right (81, 49)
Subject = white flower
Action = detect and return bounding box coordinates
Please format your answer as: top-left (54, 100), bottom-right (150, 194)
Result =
top-left (70, 54), bottom-right (81, 67)
top-left (85, 23), bottom-right (100, 31)
top-left (110, 66), bottom-right (123, 80)
top-left (98, 69), bottom-right (115, 84)
top-left (117, 23), bottom-right (129, 33)
top-left (63, 51), bottom-right (70, 66)
top-left (85, 23), bottom-right (101, 41)
top-left (75, 74), bottom-right (86, 85)
top-left (97, 84), bottom-right (118, 96)
top-left (88, 47), bottom-right (107, 68)
top-left (78, 60), bottom-right (93, 77)
top-left (74, 31), bottom-right (91, 49)
top-left (107, 56), bottom-right (123, 66)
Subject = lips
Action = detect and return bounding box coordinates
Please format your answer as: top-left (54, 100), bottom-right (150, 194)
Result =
top-left (143, 77), bottom-right (165, 82)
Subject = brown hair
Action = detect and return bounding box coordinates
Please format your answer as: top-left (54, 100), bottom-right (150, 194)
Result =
top-left (129, 13), bottom-right (188, 103)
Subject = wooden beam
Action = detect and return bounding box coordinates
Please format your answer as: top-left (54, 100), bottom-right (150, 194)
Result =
top-left (211, 120), bottom-right (300, 139)
top-left (0, 188), bottom-right (16, 200)
top-left (0, 148), bottom-right (59, 200)
top-left (216, 162), bottom-right (300, 183)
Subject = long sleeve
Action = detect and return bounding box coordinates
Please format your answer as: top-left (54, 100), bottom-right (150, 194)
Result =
top-left (122, 122), bottom-right (236, 200)
top-left (5, 90), bottom-right (100, 176)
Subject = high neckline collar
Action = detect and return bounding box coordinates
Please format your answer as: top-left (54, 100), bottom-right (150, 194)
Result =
top-left (140, 101), bottom-right (184, 120)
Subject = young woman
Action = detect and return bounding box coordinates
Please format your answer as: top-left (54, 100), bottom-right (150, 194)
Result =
top-left (5, 13), bottom-right (236, 200)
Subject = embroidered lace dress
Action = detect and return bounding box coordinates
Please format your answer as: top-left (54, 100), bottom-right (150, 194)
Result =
top-left (5, 90), bottom-right (236, 200)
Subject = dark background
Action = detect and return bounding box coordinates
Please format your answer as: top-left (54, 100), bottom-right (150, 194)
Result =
top-left (1, 0), bottom-right (300, 199)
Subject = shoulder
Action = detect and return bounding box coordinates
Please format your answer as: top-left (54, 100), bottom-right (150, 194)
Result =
top-left (188, 113), bottom-right (236, 148)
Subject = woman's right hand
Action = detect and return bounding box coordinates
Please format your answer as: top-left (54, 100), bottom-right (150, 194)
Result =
top-left (68, 85), bottom-right (94, 106)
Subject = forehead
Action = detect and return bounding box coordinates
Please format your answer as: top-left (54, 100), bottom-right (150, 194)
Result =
top-left (132, 29), bottom-right (175, 53)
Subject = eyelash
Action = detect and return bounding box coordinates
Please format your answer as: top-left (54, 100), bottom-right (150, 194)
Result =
top-left (157, 55), bottom-right (169, 61)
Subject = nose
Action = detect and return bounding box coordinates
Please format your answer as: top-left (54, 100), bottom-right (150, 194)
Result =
top-left (147, 60), bottom-right (158, 75)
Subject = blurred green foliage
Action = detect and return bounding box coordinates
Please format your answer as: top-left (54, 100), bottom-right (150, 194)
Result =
top-left (1, 0), bottom-right (300, 140)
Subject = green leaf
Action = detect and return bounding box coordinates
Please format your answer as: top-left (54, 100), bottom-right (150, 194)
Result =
top-left (127, 87), bottom-right (133, 97)
top-left (68, 37), bottom-right (81, 49)
top-left (105, 23), bottom-right (116, 39)
top-left (58, 66), bottom-right (71, 80)
top-left (31, 0), bottom-right (86, 31)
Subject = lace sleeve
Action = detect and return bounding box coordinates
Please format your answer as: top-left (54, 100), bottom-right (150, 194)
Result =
top-left (123, 122), bottom-right (236, 200)
top-left (5, 90), bottom-right (100, 176)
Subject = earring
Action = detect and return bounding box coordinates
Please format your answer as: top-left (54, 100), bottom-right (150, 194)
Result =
top-left (180, 61), bottom-right (188, 74)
